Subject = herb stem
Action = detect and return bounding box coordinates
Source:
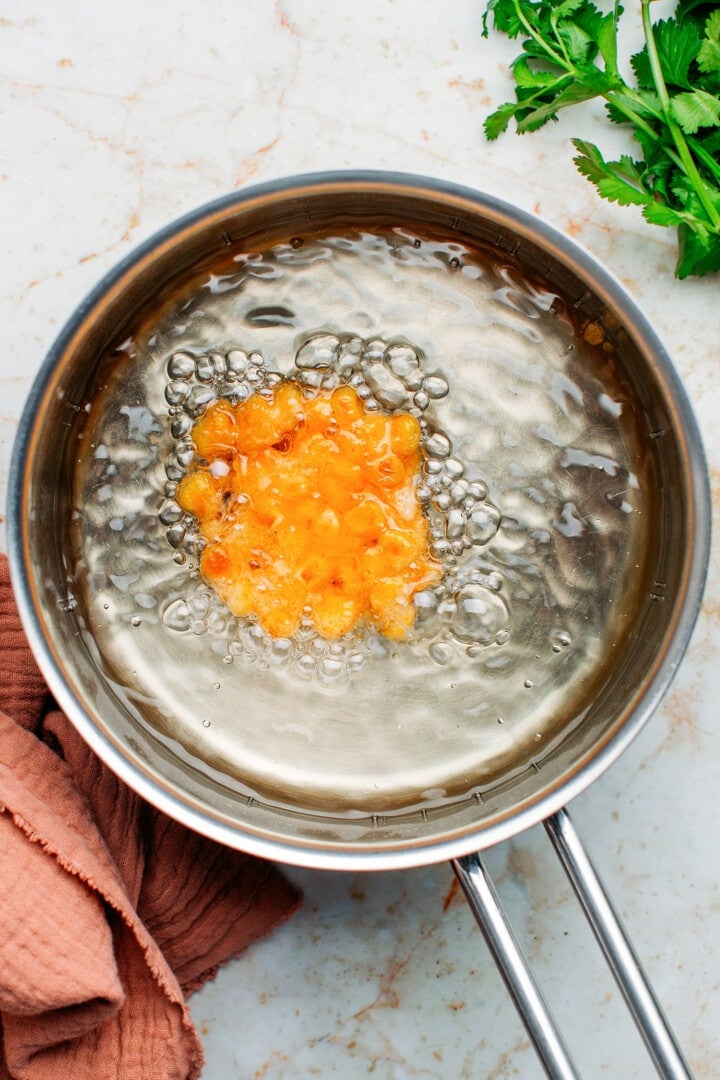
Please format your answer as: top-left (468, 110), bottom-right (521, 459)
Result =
top-left (512, 0), bottom-right (570, 71)
top-left (605, 91), bottom-right (661, 142)
top-left (688, 138), bottom-right (720, 184)
top-left (550, 8), bottom-right (574, 70)
top-left (641, 0), bottom-right (720, 229)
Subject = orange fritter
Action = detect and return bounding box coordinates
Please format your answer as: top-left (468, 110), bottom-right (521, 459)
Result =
top-left (176, 383), bottom-right (442, 640)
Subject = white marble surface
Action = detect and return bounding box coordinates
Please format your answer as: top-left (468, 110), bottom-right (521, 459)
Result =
top-left (2, 2), bottom-right (719, 1077)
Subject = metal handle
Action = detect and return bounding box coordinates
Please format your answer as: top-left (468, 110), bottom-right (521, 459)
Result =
top-left (451, 806), bottom-right (693, 1080)
top-left (545, 808), bottom-right (692, 1079)
top-left (452, 850), bottom-right (580, 1079)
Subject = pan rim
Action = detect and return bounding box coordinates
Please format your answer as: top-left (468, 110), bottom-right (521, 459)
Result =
top-left (7, 169), bottom-right (712, 871)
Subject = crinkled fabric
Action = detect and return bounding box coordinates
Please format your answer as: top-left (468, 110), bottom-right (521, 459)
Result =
top-left (0, 555), bottom-right (300, 1079)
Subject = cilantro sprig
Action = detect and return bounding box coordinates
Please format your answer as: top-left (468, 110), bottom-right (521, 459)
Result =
top-left (482, 0), bottom-right (720, 278)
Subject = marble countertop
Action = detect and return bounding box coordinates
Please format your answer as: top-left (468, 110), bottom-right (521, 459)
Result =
top-left (2, 1), bottom-right (718, 1076)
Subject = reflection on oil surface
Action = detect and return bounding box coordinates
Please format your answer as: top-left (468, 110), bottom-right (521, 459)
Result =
top-left (71, 228), bottom-right (649, 813)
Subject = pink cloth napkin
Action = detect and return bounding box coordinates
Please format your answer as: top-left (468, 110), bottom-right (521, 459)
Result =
top-left (0, 554), bottom-right (300, 1079)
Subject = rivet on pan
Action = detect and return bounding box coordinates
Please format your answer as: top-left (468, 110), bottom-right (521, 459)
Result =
top-left (510, 241), bottom-right (521, 257)
top-left (650, 592), bottom-right (666, 603)
top-left (450, 216), bottom-right (459, 230)
top-left (649, 429), bottom-right (667, 439)
top-left (420, 808), bottom-right (428, 821)
top-left (572, 290), bottom-right (592, 310)
top-left (222, 231), bottom-right (232, 246)
top-left (473, 791), bottom-right (485, 805)
top-left (371, 814), bottom-right (379, 827)
top-left (246, 796), bottom-right (256, 807)
top-left (531, 761), bottom-right (542, 773)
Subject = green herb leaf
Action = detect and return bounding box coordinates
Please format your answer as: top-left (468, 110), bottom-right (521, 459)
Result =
top-left (515, 70), bottom-right (619, 132)
top-left (573, 139), bottom-right (650, 205)
top-left (695, 127), bottom-right (720, 155)
top-left (511, 56), bottom-right (563, 89)
top-left (482, 0), bottom-right (525, 38)
top-left (605, 88), bottom-right (661, 125)
top-left (676, 222), bottom-right (720, 275)
top-left (631, 19), bottom-right (701, 90)
top-left (697, 10), bottom-right (720, 74)
top-left (483, 102), bottom-right (520, 140)
top-left (671, 88), bottom-right (720, 133)
top-left (554, 0), bottom-right (587, 19)
top-left (558, 21), bottom-right (594, 65)
top-left (677, 0), bottom-right (719, 29)
top-left (597, 10), bottom-right (621, 77)
top-left (643, 202), bottom-right (690, 227)
top-left (481, 0), bottom-right (720, 277)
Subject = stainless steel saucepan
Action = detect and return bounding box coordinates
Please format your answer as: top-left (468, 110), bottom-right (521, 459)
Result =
top-left (8, 173), bottom-right (710, 1079)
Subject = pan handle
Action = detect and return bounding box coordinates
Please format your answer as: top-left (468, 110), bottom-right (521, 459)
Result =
top-left (544, 808), bottom-right (691, 1078)
top-left (451, 806), bottom-right (693, 1080)
top-left (452, 848), bottom-right (580, 1080)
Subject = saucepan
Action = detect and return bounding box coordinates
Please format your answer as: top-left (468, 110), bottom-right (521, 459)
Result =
top-left (7, 173), bottom-right (710, 1078)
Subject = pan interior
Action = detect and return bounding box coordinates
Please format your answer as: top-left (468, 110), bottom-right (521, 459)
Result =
top-left (21, 182), bottom-right (693, 857)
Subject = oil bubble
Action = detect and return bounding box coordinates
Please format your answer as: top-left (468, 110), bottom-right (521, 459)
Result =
top-left (296, 334), bottom-right (339, 370)
top-left (467, 505), bottom-right (501, 545)
top-left (295, 654), bottom-right (316, 678)
top-left (425, 432), bottom-right (451, 458)
top-left (451, 584), bottom-right (509, 645)
top-left (187, 592), bottom-right (210, 617)
top-left (365, 362), bottom-right (410, 409)
top-left (486, 571), bottom-right (504, 592)
top-left (159, 502), bottom-right (183, 525)
top-left (268, 638), bottom-right (293, 666)
top-left (386, 343), bottom-right (420, 380)
top-left (226, 349), bottom-right (248, 375)
top-left (195, 355), bottom-right (215, 382)
top-left (445, 508), bottom-right (466, 539)
top-left (450, 481), bottom-right (468, 504)
top-left (424, 375), bottom-right (449, 400)
top-left (550, 630), bottom-right (572, 652)
top-left (167, 352), bottom-right (195, 380)
top-left (206, 612), bottom-right (228, 635)
top-left (209, 352), bottom-right (226, 377)
top-left (467, 481), bottom-right (488, 501)
top-left (171, 415), bottom-right (192, 439)
top-left (318, 657), bottom-right (348, 687)
top-left (165, 381), bottom-right (190, 406)
top-left (429, 641), bottom-right (454, 665)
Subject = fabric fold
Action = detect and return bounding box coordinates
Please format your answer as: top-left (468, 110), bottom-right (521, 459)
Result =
top-left (0, 555), bottom-right (300, 1079)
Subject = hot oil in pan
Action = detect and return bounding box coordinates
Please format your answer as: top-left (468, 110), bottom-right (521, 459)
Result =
top-left (72, 229), bottom-right (649, 813)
